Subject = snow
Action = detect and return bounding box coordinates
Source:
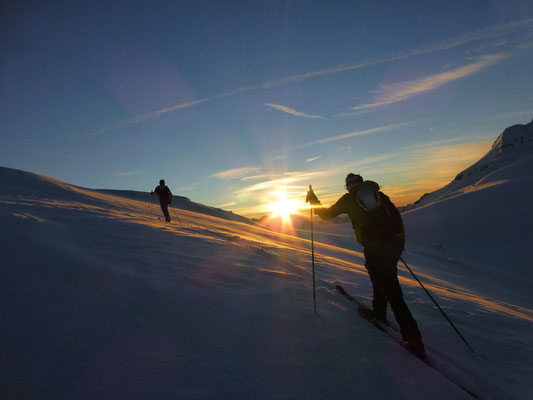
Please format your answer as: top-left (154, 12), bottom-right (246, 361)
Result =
top-left (1, 119), bottom-right (533, 400)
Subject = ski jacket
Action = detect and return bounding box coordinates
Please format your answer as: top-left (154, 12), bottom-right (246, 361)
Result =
top-left (314, 180), bottom-right (405, 247)
top-left (154, 185), bottom-right (173, 204)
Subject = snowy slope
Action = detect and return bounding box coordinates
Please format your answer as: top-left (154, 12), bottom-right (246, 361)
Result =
top-left (96, 188), bottom-right (252, 225)
top-left (397, 119), bottom-right (533, 308)
top-left (402, 119), bottom-right (533, 211)
top-left (1, 166), bottom-right (532, 399)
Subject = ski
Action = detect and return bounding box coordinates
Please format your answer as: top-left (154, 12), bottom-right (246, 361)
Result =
top-left (336, 284), bottom-right (396, 332)
top-left (335, 284), bottom-right (479, 399)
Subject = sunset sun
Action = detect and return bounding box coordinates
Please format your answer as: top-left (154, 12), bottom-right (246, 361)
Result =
top-left (269, 191), bottom-right (299, 221)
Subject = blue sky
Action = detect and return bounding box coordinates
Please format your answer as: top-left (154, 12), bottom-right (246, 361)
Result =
top-left (2, 1), bottom-right (533, 217)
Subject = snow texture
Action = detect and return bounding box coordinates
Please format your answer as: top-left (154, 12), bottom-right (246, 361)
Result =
top-left (1, 120), bottom-right (532, 399)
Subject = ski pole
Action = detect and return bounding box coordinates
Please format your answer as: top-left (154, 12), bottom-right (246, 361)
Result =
top-left (306, 185), bottom-right (317, 316)
top-left (149, 193), bottom-right (153, 218)
top-left (170, 205), bottom-right (182, 224)
top-left (400, 257), bottom-right (476, 354)
top-left (310, 204), bottom-right (317, 315)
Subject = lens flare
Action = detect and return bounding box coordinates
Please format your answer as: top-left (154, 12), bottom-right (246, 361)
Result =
top-left (269, 190), bottom-right (299, 221)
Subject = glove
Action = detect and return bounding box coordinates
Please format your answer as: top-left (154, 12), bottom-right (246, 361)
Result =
top-left (306, 185), bottom-right (320, 205)
top-left (150, 191), bottom-right (154, 195)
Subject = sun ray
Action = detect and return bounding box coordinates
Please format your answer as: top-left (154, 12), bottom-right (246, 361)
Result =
top-left (269, 190), bottom-right (300, 222)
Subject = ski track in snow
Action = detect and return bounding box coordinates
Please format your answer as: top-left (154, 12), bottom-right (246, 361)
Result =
top-left (1, 166), bottom-right (532, 399)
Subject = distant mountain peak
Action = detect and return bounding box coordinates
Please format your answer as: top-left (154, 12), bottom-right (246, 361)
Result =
top-left (401, 117), bottom-right (533, 212)
top-left (490, 118), bottom-right (533, 156)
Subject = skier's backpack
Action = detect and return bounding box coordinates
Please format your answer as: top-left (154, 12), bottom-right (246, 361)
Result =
top-left (356, 186), bottom-right (403, 243)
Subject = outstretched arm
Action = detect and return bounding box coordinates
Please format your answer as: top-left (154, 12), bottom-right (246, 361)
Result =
top-left (306, 186), bottom-right (346, 220)
top-left (315, 197), bottom-right (346, 220)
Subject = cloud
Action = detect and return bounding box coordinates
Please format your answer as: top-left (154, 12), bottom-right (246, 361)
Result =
top-left (90, 87), bottom-right (251, 136)
top-left (238, 171), bottom-right (329, 194)
top-left (350, 53), bottom-right (510, 111)
top-left (257, 19), bottom-right (532, 89)
top-left (211, 167), bottom-right (261, 179)
top-left (287, 121), bottom-right (411, 150)
top-left (265, 103), bottom-right (324, 119)
top-left (232, 137), bottom-right (493, 215)
top-left (91, 19), bottom-right (532, 134)
top-left (305, 155), bottom-right (323, 163)
top-left (360, 138), bottom-right (495, 205)
top-left (240, 174), bottom-right (269, 181)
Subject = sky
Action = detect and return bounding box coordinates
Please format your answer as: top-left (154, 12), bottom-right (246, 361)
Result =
top-left (2, 0), bottom-right (533, 217)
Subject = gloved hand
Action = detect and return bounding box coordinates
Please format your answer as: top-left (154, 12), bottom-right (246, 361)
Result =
top-left (150, 191), bottom-right (154, 195)
top-left (306, 185), bottom-right (320, 205)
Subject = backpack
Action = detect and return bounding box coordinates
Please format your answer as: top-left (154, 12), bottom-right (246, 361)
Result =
top-left (356, 186), bottom-right (403, 244)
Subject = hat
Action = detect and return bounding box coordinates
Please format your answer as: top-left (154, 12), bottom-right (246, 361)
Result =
top-left (345, 173), bottom-right (363, 191)
top-left (159, 179), bottom-right (165, 185)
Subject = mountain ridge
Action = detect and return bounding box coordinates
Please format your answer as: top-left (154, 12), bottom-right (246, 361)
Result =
top-left (400, 118), bottom-right (533, 212)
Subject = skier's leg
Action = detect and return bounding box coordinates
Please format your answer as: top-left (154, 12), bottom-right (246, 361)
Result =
top-left (160, 201), bottom-right (170, 221)
top-left (383, 275), bottom-right (423, 348)
top-left (380, 268), bottom-right (425, 358)
top-left (364, 247), bottom-right (389, 320)
top-left (365, 268), bottom-right (388, 321)
top-left (366, 241), bottom-right (422, 343)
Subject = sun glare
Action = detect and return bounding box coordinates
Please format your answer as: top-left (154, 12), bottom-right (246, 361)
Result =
top-left (269, 191), bottom-right (299, 221)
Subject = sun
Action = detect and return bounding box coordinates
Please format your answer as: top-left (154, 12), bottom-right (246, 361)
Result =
top-left (269, 190), bottom-right (299, 221)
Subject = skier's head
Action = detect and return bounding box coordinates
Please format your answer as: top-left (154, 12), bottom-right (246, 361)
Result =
top-left (159, 179), bottom-right (165, 186)
top-left (345, 173), bottom-right (363, 191)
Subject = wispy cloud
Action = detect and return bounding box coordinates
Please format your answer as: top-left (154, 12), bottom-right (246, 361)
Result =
top-left (240, 174), bottom-right (269, 181)
top-left (211, 167), bottom-right (261, 179)
top-left (238, 171), bottom-right (329, 194)
top-left (90, 87), bottom-right (251, 136)
top-left (349, 54), bottom-right (510, 112)
top-left (286, 121), bottom-right (412, 150)
top-left (257, 19), bottom-right (532, 89)
top-left (231, 136), bottom-right (493, 216)
top-left (265, 103), bottom-right (324, 119)
top-left (354, 138), bottom-right (495, 205)
top-left (305, 155), bottom-right (323, 163)
top-left (91, 19), bottom-right (532, 134)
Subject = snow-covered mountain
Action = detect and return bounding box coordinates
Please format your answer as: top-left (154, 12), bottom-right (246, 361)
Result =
top-left (402, 118), bottom-right (533, 211)
top-left (396, 119), bottom-right (533, 309)
top-left (1, 157), bottom-right (532, 399)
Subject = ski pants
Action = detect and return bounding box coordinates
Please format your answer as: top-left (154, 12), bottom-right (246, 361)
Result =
top-left (364, 240), bottom-right (421, 342)
top-left (159, 200), bottom-right (170, 220)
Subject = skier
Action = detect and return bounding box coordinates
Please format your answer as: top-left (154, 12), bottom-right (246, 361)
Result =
top-left (151, 179), bottom-right (173, 222)
top-left (306, 173), bottom-right (425, 358)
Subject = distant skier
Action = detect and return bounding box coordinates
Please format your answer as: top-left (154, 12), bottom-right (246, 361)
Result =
top-left (151, 179), bottom-right (173, 222)
top-left (306, 173), bottom-right (425, 358)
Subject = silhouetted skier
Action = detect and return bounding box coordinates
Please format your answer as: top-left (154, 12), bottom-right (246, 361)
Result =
top-left (151, 179), bottom-right (173, 222)
top-left (306, 173), bottom-right (425, 358)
